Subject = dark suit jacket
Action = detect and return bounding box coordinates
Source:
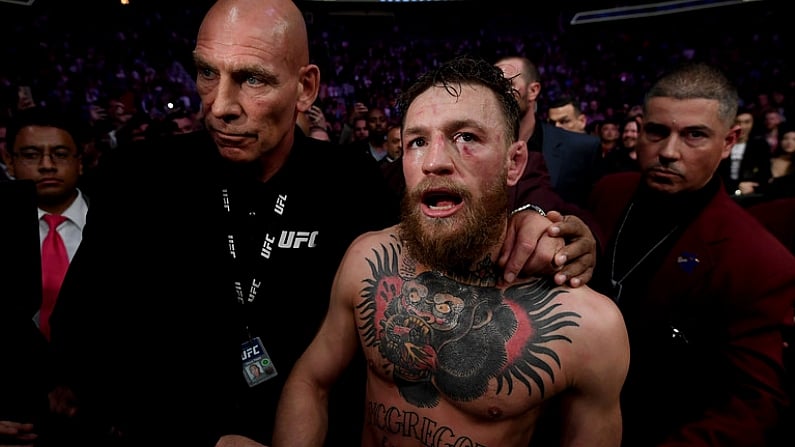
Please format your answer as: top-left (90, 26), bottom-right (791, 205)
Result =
top-left (510, 150), bottom-right (605, 250)
top-left (589, 172), bottom-right (795, 447)
top-left (718, 135), bottom-right (771, 193)
top-left (536, 122), bottom-right (602, 208)
top-left (0, 181), bottom-right (104, 447)
top-left (50, 128), bottom-right (396, 446)
top-left (746, 196), bottom-right (795, 254)
top-left (0, 180), bottom-right (50, 425)
top-left (0, 181), bottom-right (101, 447)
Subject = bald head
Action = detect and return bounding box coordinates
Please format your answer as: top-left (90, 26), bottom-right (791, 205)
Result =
top-left (200, 0), bottom-right (310, 67)
top-left (193, 0), bottom-right (320, 174)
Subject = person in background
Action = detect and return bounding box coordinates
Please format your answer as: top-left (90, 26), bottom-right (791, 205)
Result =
top-left (48, 1), bottom-right (601, 446)
top-left (737, 124), bottom-right (795, 202)
top-left (589, 61), bottom-right (795, 447)
top-left (379, 122), bottom-right (404, 203)
top-left (718, 107), bottom-right (771, 197)
top-left (380, 122), bottom-right (402, 165)
top-left (600, 116), bottom-right (641, 175)
top-left (0, 106), bottom-right (91, 446)
top-left (168, 109), bottom-right (203, 135)
top-left (351, 116), bottom-right (369, 143)
top-left (597, 116), bottom-right (621, 159)
top-left (2, 106), bottom-right (89, 338)
top-left (763, 108), bottom-right (785, 153)
top-left (337, 101), bottom-right (369, 145)
top-left (547, 94), bottom-right (588, 133)
top-left (345, 107), bottom-right (390, 162)
top-left (495, 56), bottom-right (602, 209)
top-left (273, 54), bottom-right (629, 447)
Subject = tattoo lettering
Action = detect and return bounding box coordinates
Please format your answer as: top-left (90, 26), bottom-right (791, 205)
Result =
top-left (365, 400), bottom-right (487, 447)
top-left (358, 243), bottom-right (581, 408)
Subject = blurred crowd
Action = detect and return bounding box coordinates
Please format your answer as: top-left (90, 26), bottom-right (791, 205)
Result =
top-left (0, 0), bottom-right (792, 174)
top-left (1, 2), bottom-right (794, 446)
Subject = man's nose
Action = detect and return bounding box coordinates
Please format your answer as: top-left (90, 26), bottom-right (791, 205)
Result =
top-left (210, 79), bottom-right (243, 120)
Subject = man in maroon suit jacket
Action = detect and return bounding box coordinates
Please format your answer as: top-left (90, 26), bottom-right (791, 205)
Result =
top-left (589, 62), bottom-right (795, 447)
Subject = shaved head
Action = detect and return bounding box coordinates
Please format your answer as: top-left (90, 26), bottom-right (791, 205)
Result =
top-left (200, 0), bottom-right (310, 68)
top-left (193, 0), bottom-right (320, 176)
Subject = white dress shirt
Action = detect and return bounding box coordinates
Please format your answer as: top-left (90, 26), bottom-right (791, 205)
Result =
top-left (37, 189), bottom-right (88, 262)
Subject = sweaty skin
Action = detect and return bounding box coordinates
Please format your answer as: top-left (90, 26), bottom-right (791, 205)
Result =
top-left (273, 70), bottom-right (628, 447)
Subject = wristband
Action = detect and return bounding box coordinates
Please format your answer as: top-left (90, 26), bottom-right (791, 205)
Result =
top-left (510, 203), bottom-right (547, 218)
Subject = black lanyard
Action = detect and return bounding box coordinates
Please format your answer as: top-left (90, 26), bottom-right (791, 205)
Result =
top-left (221, 185), bottom-right (287, 331)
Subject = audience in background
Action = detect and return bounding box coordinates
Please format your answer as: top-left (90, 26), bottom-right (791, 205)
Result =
top-left (719, 107), bottom-right (773, 196)
top-left (0, 1), bottom-right (792, 445)
top-left (600, 116), bottom-right (641, 175)
top-left (496, 55), bottom-right (603, 208)
top-left (738, 124), bottom-right (795, 201)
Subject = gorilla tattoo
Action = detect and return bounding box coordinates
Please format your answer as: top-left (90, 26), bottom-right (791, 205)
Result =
top-left (357, 242), bottom-right (581, 408)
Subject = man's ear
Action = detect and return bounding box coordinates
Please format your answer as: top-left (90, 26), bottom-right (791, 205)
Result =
top-left (506, 140), bottom-right (528, 186)
top-left (296, 64), bottom-right (320, 113)
top-left (577, 113), bottom-right (588, 130)
top-left (527, 81), bottom-right (542, 103)
top-left (722, 124), bottom-right (741, 159)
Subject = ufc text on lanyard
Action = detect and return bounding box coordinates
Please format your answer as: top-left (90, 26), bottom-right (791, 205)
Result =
top-left (222, 186), bottom-right (282, 387)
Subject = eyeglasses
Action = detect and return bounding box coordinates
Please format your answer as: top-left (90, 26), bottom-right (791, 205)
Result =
top-left (12, 148), bottom-right (79, 166)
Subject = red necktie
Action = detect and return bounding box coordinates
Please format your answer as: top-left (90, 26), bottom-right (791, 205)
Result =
top-left (40, 213), bottom-right (69, 340)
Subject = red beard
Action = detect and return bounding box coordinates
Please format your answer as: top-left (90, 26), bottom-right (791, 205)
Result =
top-left (398, 174), bottom-right (508, 275)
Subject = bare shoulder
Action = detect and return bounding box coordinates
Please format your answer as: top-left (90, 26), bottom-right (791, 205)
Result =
top-left (553, 285), bottom-right (630, 386)
top-left (342, 226), bottom-right (401, 264)
top-left (563, 286), bottom-right (626, 338)
top-left (335, 226), bottom-right (403, 295)
top-left (348, 226), bottom-right (398, 249)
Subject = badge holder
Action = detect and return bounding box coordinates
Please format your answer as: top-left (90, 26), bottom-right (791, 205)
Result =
top-left (241, 336), bottom-right (278, 387)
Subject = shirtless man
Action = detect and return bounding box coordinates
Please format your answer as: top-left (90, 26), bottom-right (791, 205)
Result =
top-left (272, 56), bottom-right (630, 447)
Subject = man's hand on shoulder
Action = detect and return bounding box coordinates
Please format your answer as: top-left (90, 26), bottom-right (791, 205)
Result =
top-left (545, 211), bottom-right (596, 287)
top-left (499, 209), bottom-right (596, 287)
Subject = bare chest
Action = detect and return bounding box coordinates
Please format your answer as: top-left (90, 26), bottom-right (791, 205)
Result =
top-left (356, 270), bottom-right (579, 419)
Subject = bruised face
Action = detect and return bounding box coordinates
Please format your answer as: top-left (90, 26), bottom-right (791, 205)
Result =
top-left (637, 97), bottom-right (737, 194)
top-left (399, 84), bottom-right (527, 273)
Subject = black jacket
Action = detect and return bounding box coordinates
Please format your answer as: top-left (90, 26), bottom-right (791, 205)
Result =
top-left (50, 128), bottom-right (397, 446)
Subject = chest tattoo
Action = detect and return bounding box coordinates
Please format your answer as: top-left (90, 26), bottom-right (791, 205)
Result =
top-left (357, 242), bottom-right (581, 408)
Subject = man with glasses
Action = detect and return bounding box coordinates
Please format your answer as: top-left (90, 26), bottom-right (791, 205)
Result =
top-left (0, 105), bottom-right (89, 446)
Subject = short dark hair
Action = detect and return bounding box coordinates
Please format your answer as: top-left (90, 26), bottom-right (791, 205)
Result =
top-left (645, 62), bottom-right (739, 127)
top-left (397, 55), bottom-right (521, 143)
top-left (6, 106), bottom-right (87, 154)
top-left (548, 94), bottom-right (583, 116)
